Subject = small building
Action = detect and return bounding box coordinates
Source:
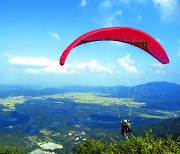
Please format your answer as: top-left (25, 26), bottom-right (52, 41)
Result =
top-left (29, 149), bottom-right (46, 154)
top-left (38, 142), bottom-right (63, 150)
top-left (71, 131), bottom-right (85, 136)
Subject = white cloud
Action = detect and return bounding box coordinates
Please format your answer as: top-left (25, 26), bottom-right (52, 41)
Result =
top-left (151, 62), bottom-right (166, 75)
top-left (114, 10), bottom-right (122, 16)
top-left (80, 0), bottom-right (87, 7)
top-left (151, 62), bottom-right (165, 68)
top-left (101, 0), bottom-right (111, 9)
top-left (118, 54), bottom-right (138, 73)
top-left (25, 65), bottom-right (67, 74)
top-left (25, 68), bottom-right (41, 74)
top-left (137, 14), bottom-right (142, 21)
top-left (99, 0), bottom-right (147, 26)
top-left (5, 53), bottom-right (12, 57)
top-left (48, 32), bottom-right (60, 40)
top-left (155, 69), bottom-right (165, 75)
top-left (100, 0), bottom-right (146, 9)
top-left (8, 56), bottom-right (67, 74)
top-left (106, 10), bottom-right (122, 26)
top-left (101, 0), bottom-right (138, 9)
top-left (67, 60), bottom-right (113, 74)
top-left (8, 56), bottom-right (56, 67)
top-left (7, 55), bottom-right (112, 74)
top-left (153, 0), bottom-right (180, 22)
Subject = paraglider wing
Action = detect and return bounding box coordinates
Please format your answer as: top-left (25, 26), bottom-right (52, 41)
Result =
top-left (60, 27), bottom-right (169, 66)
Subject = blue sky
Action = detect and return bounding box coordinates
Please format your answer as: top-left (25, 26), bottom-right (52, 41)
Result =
top-left (0, 0), bottom-right (180, 87)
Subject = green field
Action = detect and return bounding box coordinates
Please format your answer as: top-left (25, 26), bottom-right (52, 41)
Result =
top-left (0, 97), bottom-right (27, 110)
top-left (0, 93), bottom-right (177, 119)
top-left (138, 113), bottom-right (165, 119)
top-left (50, 92), bottom-right (145, 107)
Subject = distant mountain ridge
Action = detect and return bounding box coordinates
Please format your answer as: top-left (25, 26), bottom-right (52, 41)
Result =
top-left (0, 81), bottom-right (179, 110)
top-left (107, 81), bottom-right (180, 110)
top-left (133, 81), bottom-right (180, 110)
top-left (0, 84), bottom-right (42, 92)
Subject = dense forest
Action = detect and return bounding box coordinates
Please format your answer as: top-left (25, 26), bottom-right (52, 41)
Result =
top-left (78, 131), bottom-right (180, 154)
top-left (0, 117), bottom-right (179, 153)
top-left (78, 117), bottom-right (180, 153)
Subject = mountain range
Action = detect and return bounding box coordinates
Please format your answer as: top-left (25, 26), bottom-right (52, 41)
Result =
top-left (0, 81), bottom-right (179, 110)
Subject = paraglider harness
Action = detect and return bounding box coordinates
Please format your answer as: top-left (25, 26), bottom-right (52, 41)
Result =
top-left (120, 119), bottom-right (132, 137)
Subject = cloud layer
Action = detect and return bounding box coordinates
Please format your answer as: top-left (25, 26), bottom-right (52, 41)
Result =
top-left (6, 54), bottom-right (113, 74)
top-left (48, 32), bottom-right (60, 40)
top-left (118, 54), bottom-right (138, 73)
top-left (80, 0), bottom-right (87, 7)
top-left (151, 62), bottom-right (166, 75)
top-left (152, 0), bottom-right (180, 22)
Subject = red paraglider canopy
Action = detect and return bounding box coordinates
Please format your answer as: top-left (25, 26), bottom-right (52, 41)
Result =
top-left (60, 27), bottom-right (169, 66)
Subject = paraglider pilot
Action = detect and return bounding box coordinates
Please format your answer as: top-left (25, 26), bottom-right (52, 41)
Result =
top-left (120, 117), bottom-right (132, 138)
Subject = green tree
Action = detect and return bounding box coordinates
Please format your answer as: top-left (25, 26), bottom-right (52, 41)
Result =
top-left (78, 130), bottom-right (180, 154)
top-left (78, 140), bottom-right (105, 154)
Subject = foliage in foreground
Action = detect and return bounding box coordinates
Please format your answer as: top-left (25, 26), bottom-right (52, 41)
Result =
top-left (78, 130), bottom-right (180, 154)
top-left (0, 146), bottom-right (24, 154)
